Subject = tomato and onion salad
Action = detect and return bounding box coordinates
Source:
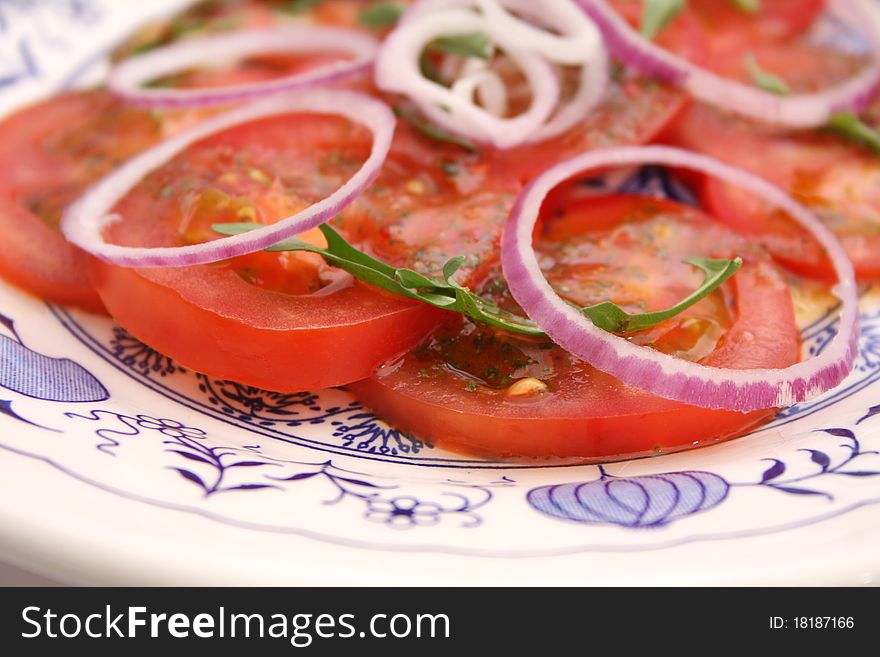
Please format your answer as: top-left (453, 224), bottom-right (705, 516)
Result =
top-left (577, 0), bottom-right (880, 128)
top-left (0, 48), bottom-right (342, 311)
top-left (352, 194), bottom-right (801, 458)
top-left (0, 0), bottom-right (873, 458)
top-left (91, 109), bottom-right (427, 390)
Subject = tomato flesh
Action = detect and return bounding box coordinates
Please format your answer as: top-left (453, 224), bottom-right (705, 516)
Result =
top-left (91, 111), bottom-right (463, 391)
top-left (0, 15), bottom-right (366, 310)
top-left (494, 0), bottom-right (707, 184)
top-left (0, 91), bottom-right (166, 311)
top-left (687, 0), bottom-right (826, 55)
top-left (662, 40), bottom-right (880, 280)
top-left (350, 195), bottom-right (800, 459)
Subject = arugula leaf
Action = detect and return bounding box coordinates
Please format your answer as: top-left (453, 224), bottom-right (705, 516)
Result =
top-left (731, 0), bottom-right (760, 13)
top-left (743, 55), bottom-right (880, 157)
top-left (393, 107), bottom-right (480, 152)
top-left (826, 111), bottom-right (880, 156)
top-left (744, 52), bottom-right (791, 95)
top-left (358, 3), bottom-right (404, 29)
top-left (213, 223), bottom-right (741, 338)
top-left (641, 0), bottom-right (685, 41)
top-left (430, 33), bottom-right (492, 60)
top-left (580, 257), bottom-right (742, 332)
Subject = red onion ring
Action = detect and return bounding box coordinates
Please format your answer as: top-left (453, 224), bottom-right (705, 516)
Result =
top-left (576, 0), bottom-right (880, 128)
top-left (107, 26), bottom-right (378, 108)
top-left (501, 145), bottom-right (860, 412)
top-left (61, 90), bottom-right (394, 268)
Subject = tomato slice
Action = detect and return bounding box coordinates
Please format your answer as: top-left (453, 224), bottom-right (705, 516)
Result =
top-left (0, 91), bottom-right (166, 311)
top-left (491, 77), bottom-right (690, 185)
top-left (339, 119), bottom-right (519, 288)
top-left (687, 0), bottom-right (826, 56)
top-left (662, 40), bottom-right (880, 280)
top-left (349, 195), bottom-right (800, 459)
top-left (493, 0), bottom-right (708, 184)
top-left (90, 104), bottom-right (522, 392)
top-left (0, 9), bottom-right (367, 311)
top-left (113, 0), bottom-right (283, 60)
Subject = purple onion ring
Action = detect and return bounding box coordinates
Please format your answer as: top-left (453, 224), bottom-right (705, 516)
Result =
top-left (61, 90), bottom-right (395, 268)
top-left (107, 26), bottom-right (378, 109)
top-left (501, 145), bottom-right (860, 412)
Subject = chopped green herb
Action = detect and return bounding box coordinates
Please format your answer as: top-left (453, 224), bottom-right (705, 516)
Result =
top-left (440, 160), bottom-right (460, 177)
top-left (418, 34), bottom-right (491, 87)
top-left (213, 223), bottom-right (742, 337)
top-left (358, 3), bottom-right (404, 28)
top-left (169, 16), bottom-right (206, 40)
top-left (744, 52), bottom-right (791, 95)
top-left (826, 111), bottom-right (880, 156)
top-left (731, 0), bottom-right (760, 13)
top-left (419, 52), bottom-right (444, 84)
top-left (278, 0), bottom-right (322, 14)
top-left (430, 33), bottom-right (492, 60)
top-left (394, 107), bottom-right (480, 152)
top-left (144, 73), bottom-right (183, 89)
top-left (641, 0), bottom-right (685, 41)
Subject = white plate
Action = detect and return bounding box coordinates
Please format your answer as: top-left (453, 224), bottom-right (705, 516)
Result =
top-left (1, 0), bottom-right (879, 586)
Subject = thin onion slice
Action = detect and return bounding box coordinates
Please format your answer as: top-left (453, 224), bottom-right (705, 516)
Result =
top-left (501, 145), bottom-right (860, 412)
top-left (474, 0), bottom-right (602, 65)
top-left (451, 58), bottom-right (510, 117)
top-left (61, 90), bottom-right (394, 268)
top-left (107, 26), bottom-right (379, 108)
top-left (576, 0), bottom-right (880, 128)
top-left (474, 0), bottom-right (609, 142)
top-left (378, 0), bottom-right (607, 148)
top-left (528, 46), bottom-right (608, 142)
top-left (376, 8), bottom-right (561, 148)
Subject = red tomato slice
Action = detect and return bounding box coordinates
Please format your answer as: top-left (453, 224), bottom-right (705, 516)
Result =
top-left (349, 195), bottom-right (800, 459)
top-left (492, 77), bottom-right (692, 185)
top-left (0, 91), bottom-right (165, 311)
top-left (687, 0), bottom-right (826, 56)
top-left (340, 118), bottom-right (519, 288)
top-left (662, 41), bottom-right (880, 280)
top-left (113, 0), bottom-right (283, 59)
top-left (0, 0), bottom-right (285, 312)
top-left (494, 0), bottom-right (708, 184)
top-left (90, 106), bottom-right (520, 392)
top-left (0, 28), bottom-right (367, 311)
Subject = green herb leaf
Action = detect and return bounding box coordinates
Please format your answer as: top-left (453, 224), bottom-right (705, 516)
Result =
top-left (641, 0), bottom-right (685, 41)
top-left (212, 223), bottom-right (742, 339)
top-left (419, 53), bottom-right (444, 84)
top-left (429, 33), bottom-right (492, 60)
top-left (826, 111), bottom-right (880, 156)
top-left (395, 268), bottom-right (441, 289)
top-left (581, 257), bottom-right (743, 333)
top-left (358, 3), bottom-right (404, 29)
top-left (731, 0), bottom-right (760, 13)
top-left (278, 0), bottom-right (322, 15)
top-left (744, 52), bottom-right (791, 95)
top-left (393, 107), bottom-right (480, 152)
